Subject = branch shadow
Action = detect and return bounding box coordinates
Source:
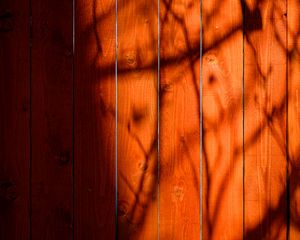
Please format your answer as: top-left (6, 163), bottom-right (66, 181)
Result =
top-left (77, 0), bottom-right (300, 239)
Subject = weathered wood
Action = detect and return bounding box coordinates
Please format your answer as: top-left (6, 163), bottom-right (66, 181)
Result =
top-left (74, 0), bottom-right (116, 239)
top-left (31, 0), bottom-right (73, 239)
top-left (244, 0), bottom-right (287, 239)
top-left (287, 0), bottom-right (300, 238)
top-left (202, 0), bottom-right (243, 239)
top-left (159, 0), bottom-right (201, 238)
top-left (0, 1), bottom-right (30, 239)
top-left (117, 0), bottom-right (158, 238)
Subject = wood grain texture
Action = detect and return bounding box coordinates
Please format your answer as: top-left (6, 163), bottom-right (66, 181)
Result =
top-left (117, 0), bottom-right (158, 239)
top-left (202, 0), bottom-right (243, 239)
top-left (0, 0), bottom-right (30, 239)
top-left (75, 0), bottom-right (116, 239)
top-left (244, 0), bottom-right (287, 239)
top-left (159, 0), bottom-right (200, 239)
top-left (1, 1), bottom-right (299, 239)
top-left (287, 0), bottom-right (300, 238)
top-left (31, 0), bottom-right (73, 239)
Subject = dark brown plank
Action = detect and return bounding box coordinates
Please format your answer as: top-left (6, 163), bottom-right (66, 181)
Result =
top-left (159, 0), bottom-right (201, 238)
top-left (202, 0), bottom-right (243, 239)
top-left (287, 0), bottom-right (300, 238)
top-left (0, 1), bottom-right (30, 239)
top-left (117, 0), bottom-right (158, 239)
top-left (244, 0), bottom-right (287, 239)
top-left (75, 0), bottom-right (116, 239)
top-left (31, 0), bottom-right (73, 239)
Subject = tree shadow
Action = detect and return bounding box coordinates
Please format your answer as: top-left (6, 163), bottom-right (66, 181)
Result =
top-left (77, 0), bottom-right (300, 239)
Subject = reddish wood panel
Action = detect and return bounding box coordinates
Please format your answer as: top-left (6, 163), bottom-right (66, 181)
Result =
top-left (31, 0), bottom-right (73, 239)
top-left (0, 0), bottom-right (30, 239)
top-left (287, 0), bottom-right (300, 238)
top-left (75, 0), bottom-right (116, 239)
top-left (244, 0), bottom-right (287, 239)
top-left (159, 0), bottom-right (200, 239)
top-left (1, 1), bottom-right (298, 239)
top-left (117, 0), bottom-right (158, 239)
top-left (202, 0), bottom-right (243, 239)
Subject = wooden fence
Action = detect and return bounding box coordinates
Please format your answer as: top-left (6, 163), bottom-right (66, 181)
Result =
top-left (1, 0), bottom-right (300, 239)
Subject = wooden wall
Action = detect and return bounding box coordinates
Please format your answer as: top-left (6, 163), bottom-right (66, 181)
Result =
top-left (0, 0), bottom-right (299, 239)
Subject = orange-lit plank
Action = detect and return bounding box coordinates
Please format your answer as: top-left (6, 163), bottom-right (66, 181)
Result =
top-left (244, 0), bottom-right (287, 239)
top-left (202, 0), bottom-right (243, 239)
top-left (287, 0), bottom-right (300, 238)
top-left (159, 0), bottom-right (200, 238)
top-left (75, 0), bottom-right (116, 239)
top-left (0, 1), bottom-right (30, 239)
top-left (31, 0), bottom-right (73, 239)
top-left (117, 0), bottom-right (158, 238)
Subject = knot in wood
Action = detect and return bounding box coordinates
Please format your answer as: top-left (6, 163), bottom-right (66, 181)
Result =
top-left (125, 52), bottom-right (137, 67)
top-left (118, 200), bottom-right (129, 217)
top-left (206, 54), bottom-right (217, 64)
top-left (56, 151), bottom-right (70, 165)
top-left (138, 162), bottom-right (148, 171)
top-left (0, 10), bottom-right (14, 32)
top-left (0, 180), bottom-right (18, 201)
top-left (172, 186), bottom-right (184, 202)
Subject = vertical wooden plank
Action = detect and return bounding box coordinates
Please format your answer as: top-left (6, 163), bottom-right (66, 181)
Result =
top-left (0, 0), bottom-right (30, 239)
top-left (159, 0), bottom-right (200, 239)
top-left (75, 0), bottom-right (116, 239)
top-left (244, 0), bottom-right (287, 239)
top-left (117, 0), bottom-right (158, 239)
top-left (31, 0), bottom-right (73, 239)
top-left (202, 0), bottom-right (243, 239)
top-left (287, 0), bottom-right (300, 238)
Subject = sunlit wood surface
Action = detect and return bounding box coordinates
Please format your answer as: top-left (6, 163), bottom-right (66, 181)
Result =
top-left (202, 0), bottom-right (243, 239)
top-left (287, 0), bottom-right (300, 239)
top-left (160, 0), bottom-right (200, 239)
top-left (244, 0), bottom-right (287, 239)
top-left (1, 0), bottom-right (300, 239)
top-left (117, 0), bottom-right (158, 239)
